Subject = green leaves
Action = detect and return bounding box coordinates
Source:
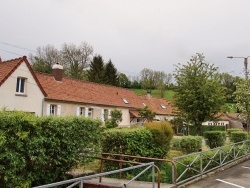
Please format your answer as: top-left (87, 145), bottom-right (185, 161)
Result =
top-left (174, 54), bottom-right (225, 135)
top-left (0, 110), bottom-right (102, 187)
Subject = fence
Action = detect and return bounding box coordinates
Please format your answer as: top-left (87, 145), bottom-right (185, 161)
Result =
top-left (33, 162), bottom-right (158, 188)
top-left (172, 140), bottom-right (250, 185)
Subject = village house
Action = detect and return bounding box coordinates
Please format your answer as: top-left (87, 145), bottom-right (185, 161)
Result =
top-left (0, 56), bottom-right (175, 126)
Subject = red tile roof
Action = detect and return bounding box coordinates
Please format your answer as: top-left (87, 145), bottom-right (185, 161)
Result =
top-left (138, 95), bottom-right (175, 115)
top-left (0, 56), bottom-right (46, 95)
top-left (36, 73), bottom-right (146, 109)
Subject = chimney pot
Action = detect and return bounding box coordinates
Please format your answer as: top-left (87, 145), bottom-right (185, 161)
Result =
top-left (52, 63), bottom-right (63, 81)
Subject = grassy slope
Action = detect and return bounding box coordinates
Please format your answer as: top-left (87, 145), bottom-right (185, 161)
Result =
top-left (133, 89), bottom-right (236, 113)
top-left (133, 89), bottom-right (175, 100)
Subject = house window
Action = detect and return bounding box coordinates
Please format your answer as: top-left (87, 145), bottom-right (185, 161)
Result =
top-left (122, 98), bottom-right (129, 104)
top-left (16, 77), bottom-right (26, 94)
top-left (104, 109), bottom-right (109, 121)
top-left (50, 105), bottom-right (57, 116)
top-left (88, 108), bottom-right (93, 117)
top-left (80, 107), bottom-right (85, 116)
top-left (160, 104), bottom-right (166, 109)
top-left (47, 104), bottom-right (61, 116)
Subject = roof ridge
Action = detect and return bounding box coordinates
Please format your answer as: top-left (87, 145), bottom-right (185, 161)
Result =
top-left (36, 72), bottom-right (134, 91)
top-left (2, 56), bottom-right (26, 63)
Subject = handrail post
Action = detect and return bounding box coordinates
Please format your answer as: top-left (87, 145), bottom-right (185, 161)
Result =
top-left (99, 159), bottom-right (103, 183)
top-left (200, 151), bottom-right (203, 177)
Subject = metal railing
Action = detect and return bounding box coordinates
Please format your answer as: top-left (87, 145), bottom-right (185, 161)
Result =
top-left (173, 140), bottom-right (250, 185)
top-left (100, 152), bottom-right (177, 185)
top-left (33, 162), bottom-right (157, 188)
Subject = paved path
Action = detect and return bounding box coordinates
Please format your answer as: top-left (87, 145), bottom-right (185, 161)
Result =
top-left (85, 177), bottom-right (175, 188)
top-left (185, 159), bottom-right (250, 188)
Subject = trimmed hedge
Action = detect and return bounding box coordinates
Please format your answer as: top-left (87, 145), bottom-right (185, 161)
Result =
top-left (189, 126), bottom-right (225, 136)
top-left (227, 128), bottom-right (243, 140)
top-left (231, 131), bottom-right (248, 143)
top-left (204, 131), bottom-right (226, 149)
top-left (0, 110), bottom-right (102, 187)
top-left (179, 136), bottom-right (202, 153)
top-left (102, 122), bottom-right (173, 158)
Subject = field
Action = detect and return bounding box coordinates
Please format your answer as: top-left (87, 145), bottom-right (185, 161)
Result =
top-left (133, 89), bottom-right (175, 100)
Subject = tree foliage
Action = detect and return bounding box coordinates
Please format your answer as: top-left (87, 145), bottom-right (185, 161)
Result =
top-left (174, 53), bottom-right (225, 135)
top-left (118, 73), bottom-right (131, 88)
top-left (105, 109), bottom-right (123, 128)
top-left (138, 106), bottom-right (156, 122)
top-left (0, 110), bottom-right (102, 187)
top-left (234, 78), bottom-right (250, 133)
top-left (104, 60), bottom-right (119, 86)
top-left (30, 42), bottom-right (93, 80)
top-left (87, 55), bottom-right (105, 83)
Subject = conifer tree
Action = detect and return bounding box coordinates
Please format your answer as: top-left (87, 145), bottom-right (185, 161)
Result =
top-left (87, 55), bottom-right (105, 83)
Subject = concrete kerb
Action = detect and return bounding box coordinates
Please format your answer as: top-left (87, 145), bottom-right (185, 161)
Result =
top-left (176, 155), bottom-right (250, 188)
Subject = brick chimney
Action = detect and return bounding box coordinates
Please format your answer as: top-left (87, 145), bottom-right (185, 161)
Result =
top-left (0, 57), bottom-right (2, 63)
top-left (52, 63), bottom-right (63, 82)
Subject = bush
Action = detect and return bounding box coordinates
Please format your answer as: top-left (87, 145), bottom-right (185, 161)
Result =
top-left (145, 122), bottom-right (174, 157)
top-left (0, 110), bottom-right (102, 187)
top-left (227, 128), bottom-right (243, 139)
top-left (179, 136), bottom-right (202, 153)
top-left (189, 126), bottom-right (225, 136)
top-left (230, 131), bottom-right (248, 143)
top-left (204, 131), bottom-right (226, 149)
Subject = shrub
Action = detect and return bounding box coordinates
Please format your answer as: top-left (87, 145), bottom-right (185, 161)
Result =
top-left (227, 128), bottom-right (243, 139)
top-left (145, 122), bottom-right (174, 157)
top-left (0, 110), bottom-right (102, 187)
top-left (189, 126), bottom-right (225, 136)
top-left (230, 131), bottom-right (248, 143)
top-left (179, 136), bottom-right (202, 153)
top-left (204, 131), bottom-right (226, 149)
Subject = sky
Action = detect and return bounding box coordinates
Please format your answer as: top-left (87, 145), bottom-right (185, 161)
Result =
top-left (1, 0), bottom-right (250, 78)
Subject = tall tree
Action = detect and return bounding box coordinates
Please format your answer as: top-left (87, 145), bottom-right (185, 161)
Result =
top-left (217, 72), bottom-right (238, 103)
top-left (103, 60), bottom-right (119, 86)
top-left (234, 78), bottom-right (250, 134)
top-left (140, 68), bottom-right (155, 93)
top-left (29, 42), bottom-right (93, 80)
top-left (29, 45), bottom-right (60, 73)
top-left (154, 71), bottom-right (172, 98)
top-left (174, 53), bottom-right (225, 135)
top-left (61, 42), bottom-right (93, 80)
top-left (118, 73), bottom-right (131, 88)
top-left (87, 55), bottom-right (105, 83)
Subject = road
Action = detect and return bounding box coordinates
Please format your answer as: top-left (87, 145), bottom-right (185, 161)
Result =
top-left (185, 159), bottom-right (250, 188)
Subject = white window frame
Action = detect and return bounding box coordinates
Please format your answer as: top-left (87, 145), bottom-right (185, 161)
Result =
top-left (46, 104), bottom-right (61, 116)
top-left (16, 77), bottom-right (27, 94)
top-left (77, 107), bottom-right (85, 116)
top-left (122, 98), bottom-right (129, 104)
top-left (88, 108), bottom-right (93, 117)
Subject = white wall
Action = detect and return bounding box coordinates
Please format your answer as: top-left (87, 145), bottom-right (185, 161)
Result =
top-left (0, 62), bottom-right (44, 115)
top-left (43, 101), bottom-right (131, 126)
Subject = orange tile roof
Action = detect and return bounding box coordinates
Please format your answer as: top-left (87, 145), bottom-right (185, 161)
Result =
top-left (0, 56), bottom-right (46, 95)
top-left (0, 56), bottom-right (24, 86)
top-left (138, 95), bottom-right (175, 115)
top-left (36, 73), bottom-right (146, 109)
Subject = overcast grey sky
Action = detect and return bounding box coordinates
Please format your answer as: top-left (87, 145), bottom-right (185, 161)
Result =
top-left (1, 0), bottom-right (250, 77)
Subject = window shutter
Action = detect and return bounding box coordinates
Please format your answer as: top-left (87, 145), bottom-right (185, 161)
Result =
top-left (108, 109), bottom-right (111, 119)
top-left (101, 109), bottom-right (104, 122)
top-left (76, 107), bottom-right (80, 116)
top-left (85, 107), bottom-right (89, 117)
top-left (57, 105), bottom-right (61, 116)
top-left (46, 104), bottom-right (50, 116)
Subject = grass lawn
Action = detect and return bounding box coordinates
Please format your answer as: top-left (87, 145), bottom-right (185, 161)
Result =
top-left (133, 89), bottom-right (175, 100)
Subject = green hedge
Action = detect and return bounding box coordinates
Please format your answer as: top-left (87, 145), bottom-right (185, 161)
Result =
top-left (204, 131), bottom-right (226, 149)
top-left (0, 110), bottom-right (102, 187)
top-left (179, 136), bottom-right (202, 153)
top-left (231, 132), bottom-right (248, 143)
top-left (102, 122), bottom-right (173, 158)
top-left (189, 126), bottom-right (225, 136)
top-left (227, 128), bottom-right (243, 140)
